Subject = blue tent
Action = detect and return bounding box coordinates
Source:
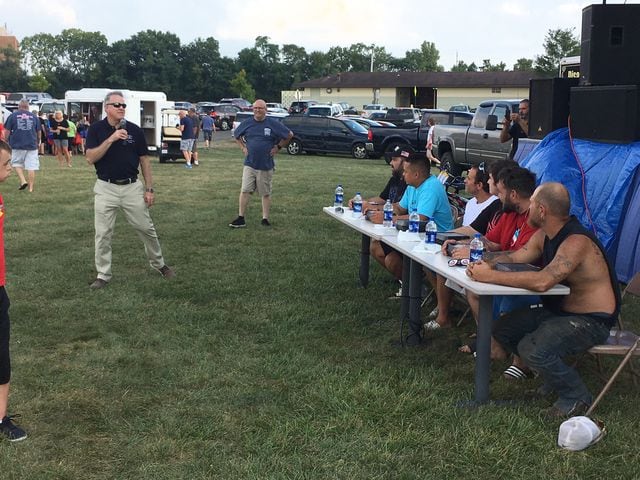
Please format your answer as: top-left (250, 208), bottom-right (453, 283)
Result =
top-left (518, 129), bottom-right (640, 282)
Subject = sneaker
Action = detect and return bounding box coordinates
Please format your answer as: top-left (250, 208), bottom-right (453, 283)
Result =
top-left (194, 160), bottom-right (199, 166)
top-left (90, 278), bottom-right (108, 289)
top-left (0, 416), bottom-right (27, 442)
top-left (427, 307), bottom-right (439, 319)
top-left (229, 216), bottom-right (246, 228)
top-left (159, 265), bottom-right (175, 279)
top-left (184, 163), bottom-right (192, 169)
top-left (261, 218), bottom-right (271, 227)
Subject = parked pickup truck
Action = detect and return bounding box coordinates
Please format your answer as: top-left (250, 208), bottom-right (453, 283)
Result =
top-left (433, 99), bottom-right (539, 175)
top-left (365, 110), bottom-right (473, 159)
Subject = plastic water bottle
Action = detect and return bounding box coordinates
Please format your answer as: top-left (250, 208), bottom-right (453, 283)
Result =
top-left (409, 208), bottom-right (420, 233)
top-left (334, 184), bottom-right (344, 212)
top-left (425, 219), bottom-right (437, 244)
top-left (383, 199), bottom-right (393, 228)
top-left (353, 192), bottom-right (363, 218)
top-left (470, 233), bottom-right (484, 262)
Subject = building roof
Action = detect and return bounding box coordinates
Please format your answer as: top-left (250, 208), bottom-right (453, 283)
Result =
top-left (293, 71), bottom-right (549, 89)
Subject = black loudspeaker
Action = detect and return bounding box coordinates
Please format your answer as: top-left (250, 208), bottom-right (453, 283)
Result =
top-left (528, 78), bottom-right (579, 140)
top-left (570, 85), bottom-right (640, 143)
top-left (580, 4), bottom-right (640, 86)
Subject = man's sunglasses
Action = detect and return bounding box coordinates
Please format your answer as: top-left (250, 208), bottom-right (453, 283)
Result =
top-left (107, 102), bottom-right (127, 109)
top-left (448, 258), bottom-right (470, 267)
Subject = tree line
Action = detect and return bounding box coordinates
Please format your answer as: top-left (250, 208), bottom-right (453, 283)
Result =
top-left (0, 28), bottom-right (579, 102)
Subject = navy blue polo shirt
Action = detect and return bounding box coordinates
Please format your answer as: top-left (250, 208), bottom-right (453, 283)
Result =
top-left (234, 116), bottom-right (291, 171)
top-left (86, 118), bottom-right (149, 180)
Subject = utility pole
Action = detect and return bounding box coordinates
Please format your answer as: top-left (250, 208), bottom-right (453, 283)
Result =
top-left (370, 45), bottom-right (375, 72)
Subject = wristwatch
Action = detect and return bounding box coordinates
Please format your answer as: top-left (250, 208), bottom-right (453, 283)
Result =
top-left (146, 188), bottom-right (154, 193)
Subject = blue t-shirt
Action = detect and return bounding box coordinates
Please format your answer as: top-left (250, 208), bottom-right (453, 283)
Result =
top-left (4, 110), bottom-right (39, 150)
top-left (180, 115), bottom-right (195, 140)
top-left (201, 115), bottom-right (214, 131)
top-left (399, 175), bottom-right (454, 231)
top-left (234, 116), bottom-right (292, 171)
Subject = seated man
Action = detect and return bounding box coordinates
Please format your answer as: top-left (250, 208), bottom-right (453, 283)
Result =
top-left (466, 182), bottom-right (620, 419)
top-left (425, 161), bottom-right (503, 330)
top-left (377, 153), bottom-right (454, 282)
top-left (354, 145), bottom-right (408, 275)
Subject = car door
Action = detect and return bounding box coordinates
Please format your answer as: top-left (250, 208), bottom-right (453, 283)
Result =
top-left (301, 116), bottom-right (327, 151)
top-left (324, 118), bottom-right (361, 154)
top-left (465, 103), bottom-right (512, 164)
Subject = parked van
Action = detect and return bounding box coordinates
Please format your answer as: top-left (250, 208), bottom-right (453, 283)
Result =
top-left (64, 88), bottom-right (173, 156)
top-left (6, 92), bottom-right (53, 108)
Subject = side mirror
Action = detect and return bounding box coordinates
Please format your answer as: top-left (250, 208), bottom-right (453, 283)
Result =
top-left (486, 114), bottom-right (498, 131)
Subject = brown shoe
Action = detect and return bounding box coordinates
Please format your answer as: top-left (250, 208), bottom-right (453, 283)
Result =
top-left (543, 400), bottom-right (589, 421)
top-left (159, 265), bottom-right (175, 279)
top-left (90, 278), bottom-right (108, 289)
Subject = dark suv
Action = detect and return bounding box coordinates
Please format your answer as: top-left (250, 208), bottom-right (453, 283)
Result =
top-left (288, 100), bottom-right (318, 115)
top-left (198, 103), bottom-right (241, 130)
top-left (282, 115), bottom-right (370, 159)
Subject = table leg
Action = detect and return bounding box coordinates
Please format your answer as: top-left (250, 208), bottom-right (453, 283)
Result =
top-left (399, 254), bottom-right (411, 333)
top-left (407, 259), bottom-right (423, 344)
top-left (359, 234), bottom-right (370, 288)
top-left (474, 295), bottom-right (494, 404)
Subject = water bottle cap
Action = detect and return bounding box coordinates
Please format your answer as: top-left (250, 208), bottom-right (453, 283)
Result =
top-left (475, 233), bottom-right (481, 237)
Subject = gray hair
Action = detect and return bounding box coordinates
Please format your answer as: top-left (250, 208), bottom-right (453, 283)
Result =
top-left (104, 90), bottom-right (124, 104)
top-left (19, 99), bottom-right (29, 109)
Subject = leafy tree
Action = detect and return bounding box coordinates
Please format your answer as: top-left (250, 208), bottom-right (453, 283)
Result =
top-left (450, 60), bottom-right (478, 72)
top-left (513, 58), bottom-right (534, 71)
top-left (59, 28), bottom-right (108, 84)
top-left (480, 59), bottom-right (506, 72)
top-left (535, 28), bottom-right (580, 76)
top-left (229, 69), bottom-right (255, 101)
top-left (403, 41), bottom-right (443, 71)
top-left (19, 33), bottom-right (62, 75)
top-left (28, 73), bottom-right (50, 92)
top-left (0, 47), bottom-right (27, 91)
top-left (180, 37), bottom-right (231, 101)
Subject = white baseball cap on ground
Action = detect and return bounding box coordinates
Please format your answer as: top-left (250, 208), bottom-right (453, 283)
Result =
top-left (557, 416), bottom-right (605, 451)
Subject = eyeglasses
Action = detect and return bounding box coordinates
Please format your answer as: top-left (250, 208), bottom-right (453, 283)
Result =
top-left (107, 102), bottom-right (127, 109)
top-left (448, 258), bottom-right (470, 267)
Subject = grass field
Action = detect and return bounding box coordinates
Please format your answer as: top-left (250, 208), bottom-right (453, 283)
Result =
top-left (0, 139), bottom-right (638, 479)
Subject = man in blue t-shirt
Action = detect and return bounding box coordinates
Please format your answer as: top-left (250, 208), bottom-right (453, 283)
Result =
top-left (229, 99), bottom-right (293, 228)
top-left (200, 114), bottom-right (215, 148)
top-left (178, 109), bottom-right (195, 168)
top-left (3, 100), bottom-right (40, 192)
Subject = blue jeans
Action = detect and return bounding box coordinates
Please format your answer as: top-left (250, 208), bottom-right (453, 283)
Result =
top-left (494, 307), bottom-right (610, 413)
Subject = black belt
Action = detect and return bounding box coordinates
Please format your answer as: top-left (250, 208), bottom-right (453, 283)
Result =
top-left (99, 177), bottom-right (137, 185)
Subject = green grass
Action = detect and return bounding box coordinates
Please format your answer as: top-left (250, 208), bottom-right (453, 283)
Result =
top-left (0, 142), bottom-right (639, 479)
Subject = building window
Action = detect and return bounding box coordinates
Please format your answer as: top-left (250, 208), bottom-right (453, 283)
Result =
top-left (492, 87), bottom-right (502, 93)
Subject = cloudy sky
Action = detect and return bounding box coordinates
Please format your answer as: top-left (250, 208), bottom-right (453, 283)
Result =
top-left (1, 0), bottom-right (636, 70)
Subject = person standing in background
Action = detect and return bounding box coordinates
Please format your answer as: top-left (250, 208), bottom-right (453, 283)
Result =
top-left (178, 109), bottom-right (195, 169)
top-left (50, 111), bottom-right (72, 167)
top-left (188, 108), bottom-right (200, 166)
top-left (201, 113), bottom-right (215, 148)
top-left (500, 99), bottom-right (529, 160)
top-left (3, 100), bottom-right (39, 192)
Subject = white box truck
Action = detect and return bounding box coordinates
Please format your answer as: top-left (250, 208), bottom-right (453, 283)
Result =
top-left (64, 88), bottom-right (173, 156)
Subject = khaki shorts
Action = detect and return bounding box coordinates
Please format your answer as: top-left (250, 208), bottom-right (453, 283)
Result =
top-left (241, 166), bottom-right (273, 196)
top-left (11, 150), bottom-right (40, 170)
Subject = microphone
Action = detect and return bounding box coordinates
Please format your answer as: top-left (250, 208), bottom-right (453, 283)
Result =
top-left (117, 119), bottom-right (127, 145)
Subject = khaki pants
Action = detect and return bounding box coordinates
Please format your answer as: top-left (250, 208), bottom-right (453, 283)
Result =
top-left (94, 180), bottom-right (165, 281)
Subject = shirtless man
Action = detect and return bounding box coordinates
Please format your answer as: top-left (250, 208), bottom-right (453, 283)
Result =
top-left (466, 182), bottom-right (620, 419)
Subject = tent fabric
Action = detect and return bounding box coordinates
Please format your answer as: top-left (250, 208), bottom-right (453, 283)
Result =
top-left (614, 168), bottom-right (640, 283)
top-left (519, 128), bottom-right (640, 281)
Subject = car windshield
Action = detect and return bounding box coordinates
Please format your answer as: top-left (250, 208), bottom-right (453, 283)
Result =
top-left (343, 119), bottom-right (368, 134)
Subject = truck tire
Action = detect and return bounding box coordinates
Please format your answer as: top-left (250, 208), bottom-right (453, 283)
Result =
top-left (352, 142), bottom-right (367, 159)
top-left (440, 151), bottom-right (462, 177)
top-left (287, 138), bottom-right (302, 155)
top-left (220, 119), bottom-right (230, 131)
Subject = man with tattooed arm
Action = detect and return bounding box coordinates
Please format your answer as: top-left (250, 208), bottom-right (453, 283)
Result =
top-left (466, 182), bottom-right (620, 419)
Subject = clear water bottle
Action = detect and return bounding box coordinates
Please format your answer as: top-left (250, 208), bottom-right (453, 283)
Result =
top-left (353, 192), bottom-right (363, 218)
top-left (334, 184), bottom-right (344, 213)
top-left (425, 219), bottom-right (437, 244)
top-left (409, 208), bottom-right (420, 233)
top-left (470, 233), bottom-right (484, 262)
top-left (383, 199), bottom-right (393, 227)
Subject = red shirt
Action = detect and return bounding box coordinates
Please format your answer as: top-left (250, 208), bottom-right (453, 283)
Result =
top-left (0, 193), bottom-right (5, 286)
top-left (485, 210), bottom-right (537, 251)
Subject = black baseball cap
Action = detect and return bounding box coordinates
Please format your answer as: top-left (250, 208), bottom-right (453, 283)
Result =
top-left (384, 145), bottom-right (416, 164)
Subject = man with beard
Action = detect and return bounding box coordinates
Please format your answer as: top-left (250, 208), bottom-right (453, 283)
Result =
top-left (467, 182), bottom-right (620, 419)
top-left (500, 99), bottom-right (529, 160)
top-left (357, 145), bottom-right (408, 271)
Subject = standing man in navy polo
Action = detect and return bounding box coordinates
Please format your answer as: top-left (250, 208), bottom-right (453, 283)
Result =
top-left (3, 100), bottom-right (40, 192)
top-left (178, 109), bottom-right (195, 169)
top-left (229, 99), bottom-right (293, 228)
top-left (85, 91), bottom-right (174, 289)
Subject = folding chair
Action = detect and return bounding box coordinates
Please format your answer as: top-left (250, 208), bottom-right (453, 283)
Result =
top-left (585, 272), bottom-right (640, 416)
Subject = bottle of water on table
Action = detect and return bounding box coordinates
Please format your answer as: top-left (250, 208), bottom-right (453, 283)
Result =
top-left (409, 208), bottom-right (420, 233)
top-left (334, 184), bottom-right (344, 213)
top-left (383, 199), bottom-right (393, 227)
top-left (425, 219), bottom-right (437, 244)
top-left (353, 192), bottom-right (363, 218)
top-left (470, 233), bottom-right (484, 262)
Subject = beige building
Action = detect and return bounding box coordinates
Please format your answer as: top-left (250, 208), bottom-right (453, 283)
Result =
top-left (288, 71), bottom-right (546, 111)
top-left (0, 25), bottom-right (18, 60)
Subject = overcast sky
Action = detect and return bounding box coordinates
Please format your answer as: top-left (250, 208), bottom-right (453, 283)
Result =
top-left (1, 0), bottom-right (637, 70)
